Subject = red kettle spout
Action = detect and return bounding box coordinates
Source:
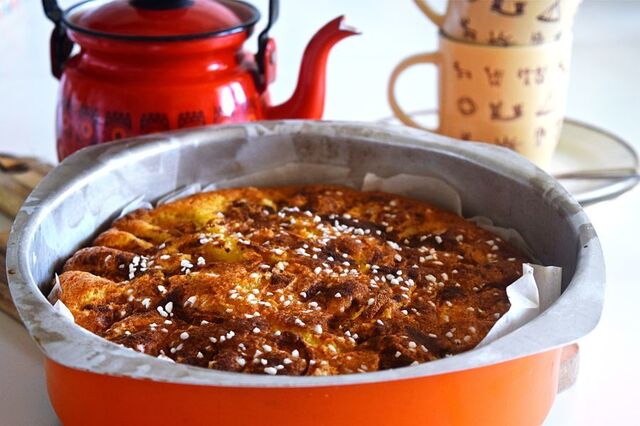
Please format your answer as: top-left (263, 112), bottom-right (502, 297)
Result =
top-left (265, 16), bottom-right (359, 120)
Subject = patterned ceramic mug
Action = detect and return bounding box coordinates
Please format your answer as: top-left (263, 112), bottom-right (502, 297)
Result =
top-left (414, 0), bottom-right (581, 46)
top-left (388, 32), bottom-right (572, 168)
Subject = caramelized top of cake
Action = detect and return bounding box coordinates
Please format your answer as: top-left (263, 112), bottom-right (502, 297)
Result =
top-left (57, 185), bottom-right (527, 375)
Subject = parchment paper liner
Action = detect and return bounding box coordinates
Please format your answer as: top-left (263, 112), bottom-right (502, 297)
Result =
top-left (51, 165), bottom-right (561, 353)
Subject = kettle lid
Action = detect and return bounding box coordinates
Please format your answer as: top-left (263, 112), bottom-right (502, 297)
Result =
top-left (64, 0), bottom-right (260, 41)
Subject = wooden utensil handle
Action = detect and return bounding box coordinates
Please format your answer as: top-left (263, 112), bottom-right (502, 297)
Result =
top-left (0, 155), bottom-right (54, 323)
top-left (0, 154), bottom-right (53, 218)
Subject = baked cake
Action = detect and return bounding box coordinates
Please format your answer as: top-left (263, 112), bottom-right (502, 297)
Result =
top-left (56, 185), bottom-right (527, 375)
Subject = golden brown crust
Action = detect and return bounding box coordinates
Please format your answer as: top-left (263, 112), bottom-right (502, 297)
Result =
top-left (57, 185), bottom-right (527, 375)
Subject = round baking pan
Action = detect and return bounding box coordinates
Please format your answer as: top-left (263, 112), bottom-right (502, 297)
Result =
top-left (7, 121), bottom-right (605, 425)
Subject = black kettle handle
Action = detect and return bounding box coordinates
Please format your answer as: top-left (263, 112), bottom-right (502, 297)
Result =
top-left (42, 0), bottom-right (74, 79)
top-left (130, 0), bottom-right (193, 9)
top-left (256, 0), bottom-right (279, 76)
top-left (42, 0), bottom-right (63, 23)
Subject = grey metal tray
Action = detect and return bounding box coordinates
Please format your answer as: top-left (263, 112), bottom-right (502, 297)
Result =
top-left (7, 120), bottom-right (604, 387)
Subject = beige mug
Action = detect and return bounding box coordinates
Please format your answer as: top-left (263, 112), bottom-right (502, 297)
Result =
top-left (388, 33), bottom-right (572, 168)
top-left (415, 0), bottom-right (581, 46)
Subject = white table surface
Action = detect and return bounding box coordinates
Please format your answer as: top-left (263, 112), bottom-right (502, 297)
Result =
top-left (1, 0), bottom-right (638, 424)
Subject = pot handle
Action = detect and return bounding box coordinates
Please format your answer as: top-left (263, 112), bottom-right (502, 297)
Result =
top-left (42, 0), bottom-right (74, 79)
top-left (255, 0), bottom-right (279, 90)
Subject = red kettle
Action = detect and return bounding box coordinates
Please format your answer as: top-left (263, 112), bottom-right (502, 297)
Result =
top-left (42, 0), bottom-right (359, 160)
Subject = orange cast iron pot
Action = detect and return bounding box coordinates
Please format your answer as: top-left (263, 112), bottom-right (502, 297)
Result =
top-left (47, 349), bottom-right (561, 426)
top-left (8, 122), bottom-right (604, 426)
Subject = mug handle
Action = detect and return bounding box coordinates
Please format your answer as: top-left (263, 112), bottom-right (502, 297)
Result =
top-left (387, 52), bottom-right (441, 131)
top-left (413, 0), bottom-right (445, 27)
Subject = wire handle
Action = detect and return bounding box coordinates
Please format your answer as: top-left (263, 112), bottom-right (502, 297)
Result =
top-left (42, 0), bottom-right (74, 79)
top-left (255, 0), bottom-right (279, 89)
top-left (42, 0), bottom-right (63, 23)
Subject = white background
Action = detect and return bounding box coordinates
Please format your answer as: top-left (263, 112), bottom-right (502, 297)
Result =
top-left (0, 0), bottom-right (638, 424)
